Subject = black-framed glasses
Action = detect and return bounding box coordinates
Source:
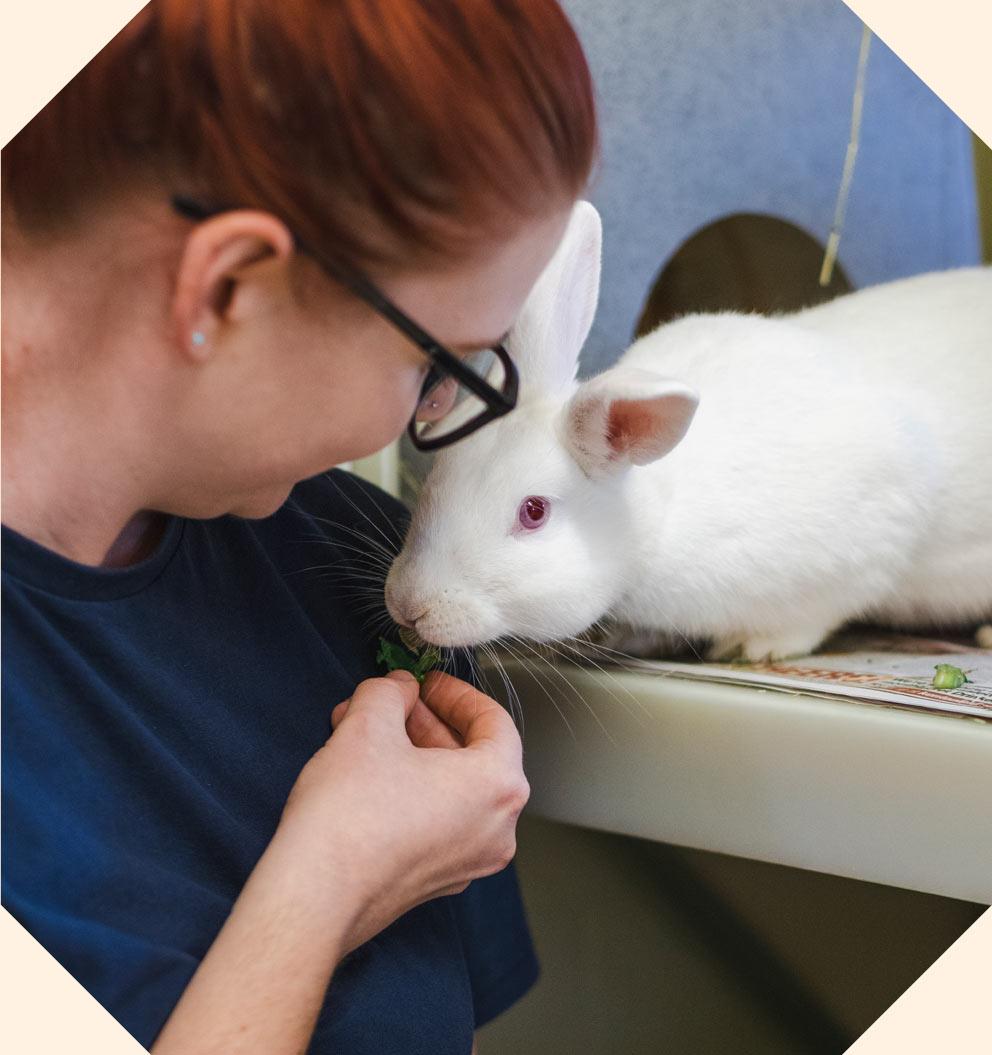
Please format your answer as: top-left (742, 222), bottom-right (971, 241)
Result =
top-left (171, 196), bottom-right (519, 450)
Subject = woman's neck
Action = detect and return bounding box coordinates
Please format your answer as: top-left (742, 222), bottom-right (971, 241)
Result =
top-left (2, 448), bottom-right (165, 570)
top-left (2, 221), bottom-right (173, 568)
top-left (1, 366), bottom-right (166, 568)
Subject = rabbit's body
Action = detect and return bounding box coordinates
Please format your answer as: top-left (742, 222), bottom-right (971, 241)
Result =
top-left (613, 268), bottom-right (992, 658)
top-left (386, 202), bottom-right (992, 661)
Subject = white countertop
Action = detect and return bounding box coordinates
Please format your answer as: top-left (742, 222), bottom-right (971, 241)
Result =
top-left (496, 660), bottom-right (992, 904)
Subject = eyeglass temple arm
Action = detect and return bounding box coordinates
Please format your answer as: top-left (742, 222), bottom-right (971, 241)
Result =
top-left (171, 195), bottom-right (515, 410)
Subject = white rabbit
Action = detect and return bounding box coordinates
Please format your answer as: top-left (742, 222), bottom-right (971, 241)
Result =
top-left (386, 201), bottom-right (992, 661)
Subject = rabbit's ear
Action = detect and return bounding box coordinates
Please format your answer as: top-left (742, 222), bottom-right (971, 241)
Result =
top-left (506, 200), bottom-right (601, 396)
top-left (564, 368), bottom-right (699, 477)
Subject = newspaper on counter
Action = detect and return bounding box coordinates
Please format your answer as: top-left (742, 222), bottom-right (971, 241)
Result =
top-left (590, 629), bottom-right (992, 721)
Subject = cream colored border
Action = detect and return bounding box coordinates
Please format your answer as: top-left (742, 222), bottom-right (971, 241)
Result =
top-left (1, 1), bottom-right (147, 146)
top-left (1, 1), bottom-right (989, 1051)
top-left (842, 0), bottom-right (992, 148)
top-left (845, 907), bottom-right (992, 1053)
top-left (1, 909), bottom-right (145, 1052)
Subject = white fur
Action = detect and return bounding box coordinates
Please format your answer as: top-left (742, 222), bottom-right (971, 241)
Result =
top-left (386, 202), bottom-right (992, 660)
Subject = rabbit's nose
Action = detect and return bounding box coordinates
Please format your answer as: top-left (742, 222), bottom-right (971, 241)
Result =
top-left (389, 600), bottom-right (429, 630)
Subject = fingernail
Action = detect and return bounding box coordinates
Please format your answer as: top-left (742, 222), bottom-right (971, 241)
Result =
top-left (386, 669), bottom-right (417, 683)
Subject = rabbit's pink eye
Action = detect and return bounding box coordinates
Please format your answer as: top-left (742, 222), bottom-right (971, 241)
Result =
top-left (518, 496), bottom-right (549, 530)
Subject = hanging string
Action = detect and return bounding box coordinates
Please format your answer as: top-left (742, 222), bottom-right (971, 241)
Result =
top-left (820, 24), bottom-right (873, 287)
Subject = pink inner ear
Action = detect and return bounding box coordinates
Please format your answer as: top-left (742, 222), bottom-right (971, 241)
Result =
top-left (604, 394), bottom-right (695, 465)
top-left (605, 400), bottom-right (657, 461)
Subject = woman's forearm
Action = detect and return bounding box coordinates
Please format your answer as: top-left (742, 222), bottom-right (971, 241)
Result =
top-left (152, 827), bottom-right (353, 1055)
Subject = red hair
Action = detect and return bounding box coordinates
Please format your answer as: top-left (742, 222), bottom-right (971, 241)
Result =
top-left (2, 0), bottom-right (597, 270)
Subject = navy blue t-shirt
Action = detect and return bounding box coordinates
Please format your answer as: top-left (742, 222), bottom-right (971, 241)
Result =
top-left (1, 470), bottom-right (538, 1052)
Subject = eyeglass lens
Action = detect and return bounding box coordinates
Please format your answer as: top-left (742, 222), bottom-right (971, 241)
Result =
top-left (411, 348), bottom-right (509, 444)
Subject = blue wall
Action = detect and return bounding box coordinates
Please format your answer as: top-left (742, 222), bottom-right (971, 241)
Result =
top-left (562, 0), bottom-right (981, 373)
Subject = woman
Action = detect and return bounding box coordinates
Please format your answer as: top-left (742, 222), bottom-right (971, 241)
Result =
top-left (1, 2), bottom-right (597, 1052)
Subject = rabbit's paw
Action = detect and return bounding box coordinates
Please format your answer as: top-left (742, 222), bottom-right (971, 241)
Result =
top-left (710, 628), bottom-right (831, 664)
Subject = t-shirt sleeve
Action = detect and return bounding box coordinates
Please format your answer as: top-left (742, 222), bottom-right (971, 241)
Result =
top-left (449, 862), bottom-right (540, 1029)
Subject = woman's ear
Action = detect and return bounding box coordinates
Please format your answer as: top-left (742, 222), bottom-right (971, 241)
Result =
top-left (171, 210), bottom-right (295, 359)
top-left (506, 199), bottom-right (601, 397)
top-left (563, 367), bottom-right (699, 478)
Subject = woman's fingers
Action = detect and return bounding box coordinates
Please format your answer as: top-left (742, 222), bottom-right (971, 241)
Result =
top-left (332, 671), bottom-right (512, 758)
top-left (419, 671), bottom-right (521, 763)
top-left (405, 697), bottom-right (463, 749)
top-left (333, 693), bottom-right (462, 748)
top-left (332, 670), bottom-right (419, 731)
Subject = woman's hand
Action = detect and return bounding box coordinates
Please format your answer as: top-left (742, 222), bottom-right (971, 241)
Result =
top-left (153, 670), bottom-right (527, 1054)
top-left (276, 669), bottom-right (530, 957)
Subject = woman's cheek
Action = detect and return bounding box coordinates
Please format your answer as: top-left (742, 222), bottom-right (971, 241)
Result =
top-left (352, 379), bottom-right (415, 456)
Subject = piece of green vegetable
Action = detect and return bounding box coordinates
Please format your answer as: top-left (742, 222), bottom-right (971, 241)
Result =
top-left (377, 636), bottom-right (440, 684)
top-left (932, 663), bottom-right (969, 690)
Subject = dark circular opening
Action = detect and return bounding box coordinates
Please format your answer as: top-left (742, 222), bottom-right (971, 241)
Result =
top-left (635, 212), bottom-right (852, 338)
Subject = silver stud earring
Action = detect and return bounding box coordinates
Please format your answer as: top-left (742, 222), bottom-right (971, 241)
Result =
top-left (191, 331), bottom-right (206, 348)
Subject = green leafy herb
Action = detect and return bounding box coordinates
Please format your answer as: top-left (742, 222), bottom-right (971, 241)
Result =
top-left (377, 636), bottom-right (440, 684)
top-left (932, 663), bottom-right (969, 690)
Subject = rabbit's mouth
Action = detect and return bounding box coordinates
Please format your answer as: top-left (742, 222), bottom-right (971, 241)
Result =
top-left (412, 605), bottom-right (503, 650)
top-left (398, 625), bottom-right (431, 652)
top-left (409, 620), bottom-right (494, 650)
